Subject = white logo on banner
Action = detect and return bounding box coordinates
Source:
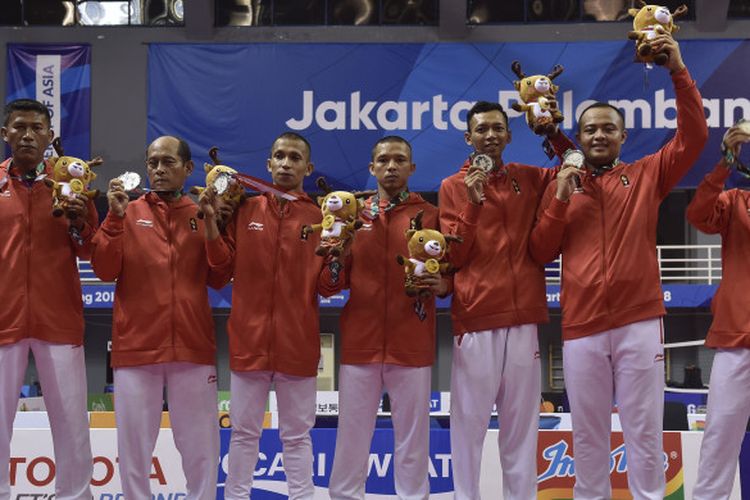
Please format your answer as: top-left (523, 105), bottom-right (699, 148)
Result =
top-left (285, 89), bottom-right (749, 132)
top-left (36, 55), bottom-right (61, 159)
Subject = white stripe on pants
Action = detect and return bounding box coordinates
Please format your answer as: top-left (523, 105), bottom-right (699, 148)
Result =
top-left (114, 362), bottom-right (219, 500)
top-left (693, 348), bottom-right (750, 500)
top-left (0, 338), bottom-right (92, 500)
top-left (449, 324), bottom-right (541, 500)
top-left (329, 363), bottom-right (431, 500)
top-left (224, 370), bottom-right (316, 500)
top-left (563, 317), bottom-right (665, 500)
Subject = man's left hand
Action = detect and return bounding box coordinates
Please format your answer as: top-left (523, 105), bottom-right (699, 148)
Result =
top-left (65, 194), bottom-right (89, 228)
top-left (420, 272), bottom-right (448, 296)
top-left (651, 31), bottom-right (686, 73)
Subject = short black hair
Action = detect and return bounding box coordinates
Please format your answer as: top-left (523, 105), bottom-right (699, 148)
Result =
top-left (3, 99), bottom-right (52, 127)
top-left (371, 135), bottom-right (412, 161)
top-left (466, 101), bottom-right (509, 132)
top-left (272, 132), bottom-right (311, 160)
top-left (148, 135), bottom-right (192, 163)
top-left (577, 102), bottom-right (626, 132)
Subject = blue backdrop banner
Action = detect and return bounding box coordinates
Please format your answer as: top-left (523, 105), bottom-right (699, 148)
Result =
top-left (6, 44), bottom-right (91, 160)
top-left (147, 41), bottom-right (750, 192)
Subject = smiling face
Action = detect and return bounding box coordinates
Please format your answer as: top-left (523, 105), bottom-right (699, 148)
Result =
top-left (465, 110), bottom-right (511, 165)
top-left (577, 106), bottom-right (628, 168)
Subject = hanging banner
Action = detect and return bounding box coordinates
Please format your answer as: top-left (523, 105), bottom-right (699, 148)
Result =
top-left (6, 44), bottom-right (91, 159)
top-left (148, 41), bottom-right (750, 192)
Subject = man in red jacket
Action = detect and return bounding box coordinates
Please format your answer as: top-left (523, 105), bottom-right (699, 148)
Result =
top-left (530, 33), bottom-right (708, 499)
top-left (214, 132), bottom-right (336, 500)
top-left (92, 135), bottom-right (228, 500)
top-left (439, 101), bottom-right (573, 500)
top-left (323, 136), bottom-right (447, 499)
top-left (0, 99), bottom-right (96, 500)
top-left (687, 124), bottom-right (750, 500)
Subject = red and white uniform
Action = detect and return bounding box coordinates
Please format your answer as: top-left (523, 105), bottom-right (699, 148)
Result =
top-left (0, 158), bottom-right (97, 500)
top-left (320, 194), bottom-right (438, 500)
top-left (687, 163), bottom-right (750, 500)
top-left (530, 68), bottom-right (708, 499)
top-left (211, 192), bottom-right (334, 500)
top-left (91, 193), bottom-right (227, 500)
top-left (438, 132), bottom-right (573, 500)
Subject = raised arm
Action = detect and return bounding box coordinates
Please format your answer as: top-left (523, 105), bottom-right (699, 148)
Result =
top-left (649, 33), bottom-right (709, 197)
top-left (686, 126), bottom-right (750, 234)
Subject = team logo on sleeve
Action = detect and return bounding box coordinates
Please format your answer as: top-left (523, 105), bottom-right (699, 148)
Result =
top-left (189, 217), bottom-right (198, 232)
top-left (620, 175), bottom-right (630, 187)
top-left (511, 178), bottom-right (521, 194)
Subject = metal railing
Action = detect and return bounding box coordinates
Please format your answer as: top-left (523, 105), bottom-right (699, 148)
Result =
top-left (542, 244), bottom-right (722, 286)
top-left (79, 244), bottom-right (723, 285)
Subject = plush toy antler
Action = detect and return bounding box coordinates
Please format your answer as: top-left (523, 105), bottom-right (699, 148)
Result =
top-left (316, 176), bottom-right (334, 194)
top-left (410, 210), bottom-right (424, 230)
top-left (547, 64), bottom-right (564, 81)
top-left (673, 4), bottom-right (688, 18)
top-left (52, 137), bottom-right (64, 156)
top-left (511, 60), bottom-right (526, 80)
top-left (208, 146), bottom-right (221, 165)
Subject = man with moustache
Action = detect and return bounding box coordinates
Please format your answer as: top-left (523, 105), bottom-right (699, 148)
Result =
top-left (530, 33), bottom-right (707, 499)
top-left (0, 98), bottom-right (96, 500)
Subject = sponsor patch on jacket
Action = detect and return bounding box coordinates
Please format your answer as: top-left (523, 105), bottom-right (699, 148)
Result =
top-left (136, 219), bottom-right (154, 228)
top-left (247, 221), bottom-right (264, 231)
top-left (620, 174), bottom-right (630, 187)
top-left (189, 217), bottom-right (198, 232)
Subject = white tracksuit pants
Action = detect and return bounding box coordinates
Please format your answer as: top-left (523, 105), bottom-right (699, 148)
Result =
top-left (329, 363), bottom-right (432, 500)
top-left (563, 318), bottom-right (665, 500)
top-left (224, 370), bottom-right (317, 500)
top-left (114, 362), bottom-right (219, 500)
top-left (0, 338), bottom-right (92, 500)
top-left (693, 348), bottom-right (750, 500)
top-left (449, 324), bottom-right (541, 500)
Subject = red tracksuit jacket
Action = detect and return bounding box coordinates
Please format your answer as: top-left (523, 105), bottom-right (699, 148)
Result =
top-left (319, 193), bottom-right (439, 367)
top-left (530, 68), bottom-right (709, 340)
top-left (438, 132), bottom-right (575, 335)
top-left (91, 193), bottom-right (228, 367)
top-left (687, 163), bottom-right (750, 348)
top-left (0, 158), bottom-right (98, 347)
top-left (211, 192), bottom-right (333, 377)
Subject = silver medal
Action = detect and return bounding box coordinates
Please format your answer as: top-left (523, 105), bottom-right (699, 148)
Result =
top-left (117, 171), bottom-right (142, 192)
top-left (213, 173), bottom-right (231, 196)
top-left (471, 153), bottom-right (494, 173)
top-left (563, 149), bottom-right (585, 169)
